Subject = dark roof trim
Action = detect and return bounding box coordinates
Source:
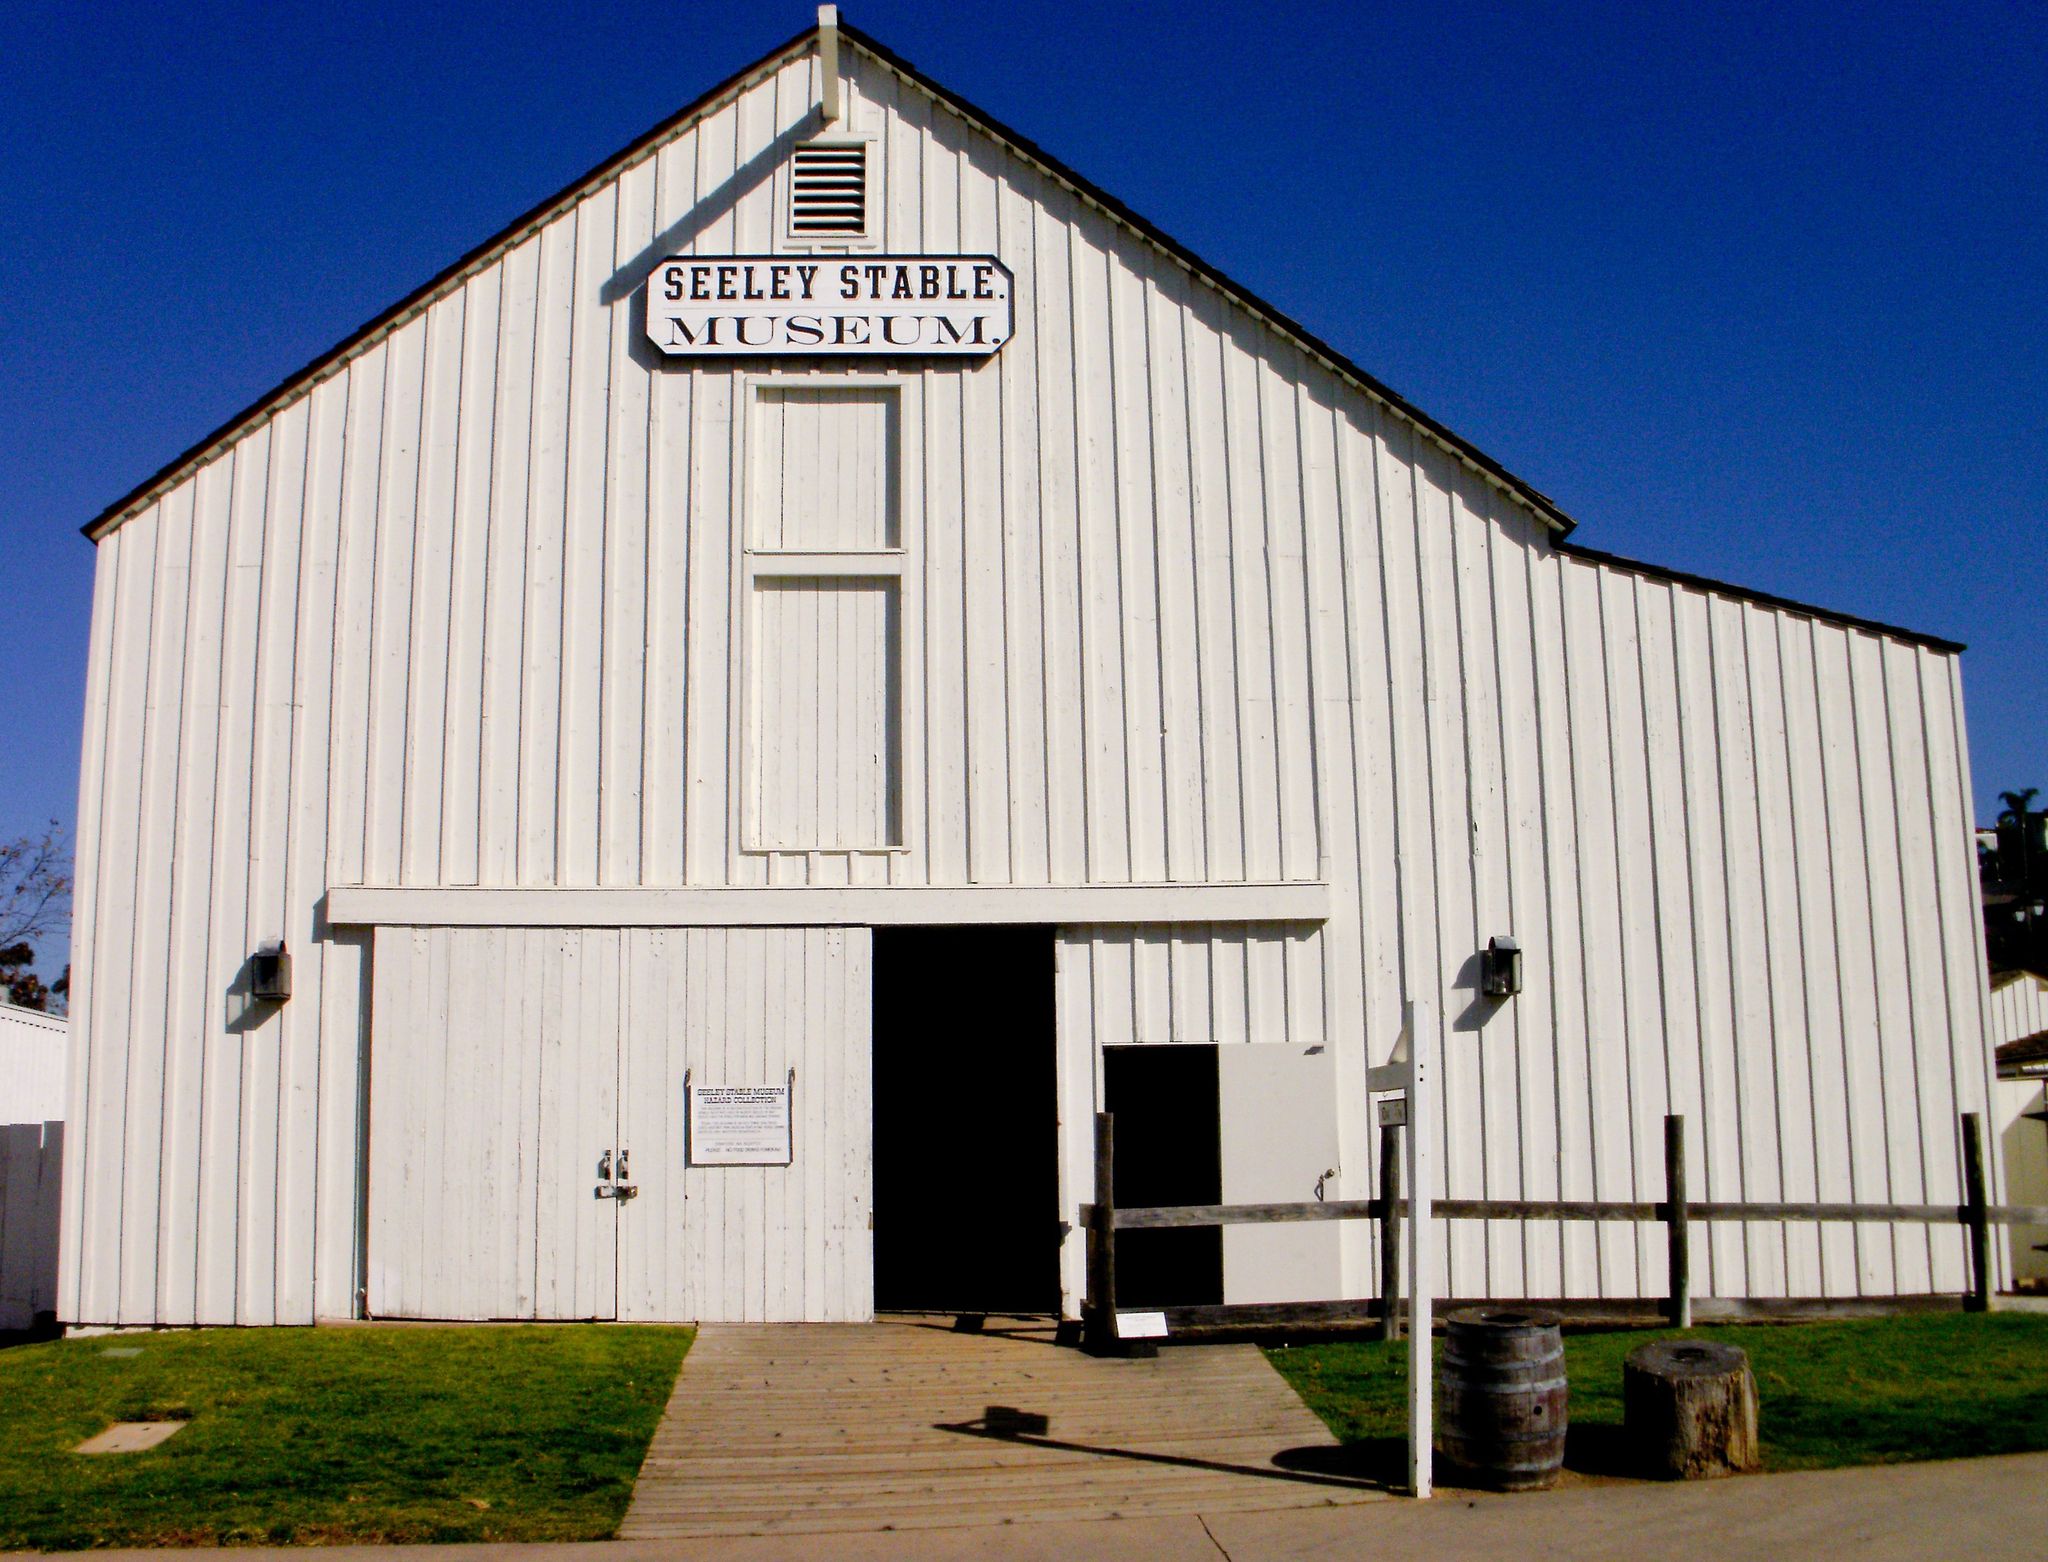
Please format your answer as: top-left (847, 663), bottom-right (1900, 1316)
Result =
top-left (836, 22), bottom-right (1579, 538)
top-left (84, 24), bottom-right (819, 540)
top-left (1557, 541), bottom-right (1966, 654)
top-left (1997, 1028), bottom-right (2048, 1075)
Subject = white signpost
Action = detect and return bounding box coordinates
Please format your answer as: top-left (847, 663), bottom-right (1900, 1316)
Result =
top-left (687, 1077), bottom-right (795, 1166)
top-left (1369, 999), bottom-right (1436, 1498)
top-left (644, 254), bottom-right (1013, 357)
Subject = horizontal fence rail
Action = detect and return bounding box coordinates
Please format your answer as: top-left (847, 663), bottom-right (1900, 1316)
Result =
top-left (1090, 1198), bottom-right (2048, 1229)
top-left (1079, 1110), bottom-right (2016, 1348)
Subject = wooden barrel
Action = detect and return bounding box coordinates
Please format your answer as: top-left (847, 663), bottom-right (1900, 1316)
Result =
top-left (1436, 1306), bottom-right (1568, 1490)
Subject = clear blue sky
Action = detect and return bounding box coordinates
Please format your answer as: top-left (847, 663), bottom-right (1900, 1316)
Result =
top-left (3, 0), bottom-right (2043, 971)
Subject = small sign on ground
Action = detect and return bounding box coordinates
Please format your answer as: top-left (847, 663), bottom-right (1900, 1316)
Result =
top-left (1116, 1311), bottom-right (1169, 1339)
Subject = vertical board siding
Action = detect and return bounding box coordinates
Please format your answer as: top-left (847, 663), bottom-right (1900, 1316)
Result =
top-left (65, 39), bottom-right (1993, 1321)
top-left (1992, 976), bottom-right (2048, 1048)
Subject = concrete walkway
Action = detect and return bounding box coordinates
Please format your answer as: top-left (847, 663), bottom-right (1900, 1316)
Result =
top-left (36, 1451), bottom-right (2048, 1561)
top-left (618, 1316), bottom-right (1385, 1536)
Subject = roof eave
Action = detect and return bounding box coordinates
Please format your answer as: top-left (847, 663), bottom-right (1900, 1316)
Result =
top-left (835, 22), bottom-right (1578, 539)
top-left (81, 22), bottom-right (821, 542)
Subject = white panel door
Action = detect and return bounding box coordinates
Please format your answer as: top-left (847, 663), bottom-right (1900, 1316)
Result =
top-left (1217, 1044), bottom-right (1343, 1303)
top-left (367, 927), bottom-right (621, 1319)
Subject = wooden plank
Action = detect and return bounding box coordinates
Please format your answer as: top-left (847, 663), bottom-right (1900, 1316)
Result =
top-left (1527, 541), bottom-right (1594, 1298)
top-left (1669, 584), bottom-right (1744, 1298)
top-left (125, 485), bottom-right (196, 1323)
top-left (325, 881), bottom-right (1330, 926)
top-left (239, 394), bottom-right (313, 1327)
top-left (1778, 616), bottom-right (1856, 1296)
top-left (400, 292), bottom-right (465, 886)
top-left (78, 519), bottom-right (150, 1322)
top-left (278, 373), bottom-right (350, 1322)
top-left (475, 239), bottom-right (538, 888)
top-left (1745, 602), bottom-right (1821, 1297)
top-left (1811, 620), bottom-right (1887, 1294)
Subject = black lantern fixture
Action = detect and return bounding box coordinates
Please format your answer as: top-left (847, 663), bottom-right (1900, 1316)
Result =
top-left (1481, 936), bottom-right (1521, 998)
top-left (251, 940), bottom-right (291, 1002)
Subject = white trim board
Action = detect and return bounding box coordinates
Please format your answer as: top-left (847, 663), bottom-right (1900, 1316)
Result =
top-left (324, 882), bottom-right (1330, 928)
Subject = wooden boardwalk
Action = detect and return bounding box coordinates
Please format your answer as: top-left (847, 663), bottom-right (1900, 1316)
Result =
top-left (619, 1316), bottom-right (1389, 1537)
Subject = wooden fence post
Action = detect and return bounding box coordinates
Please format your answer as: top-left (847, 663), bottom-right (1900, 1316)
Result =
top-left (1378, 1122), bottom-right (1403, 1341)
top-left (1962, 1111), bottom-right (1990, 1313)
top-left (1085, 1112), bottom-right (1118, 1352)
top-left (1665, 1113), bottom-right (1691, 1328)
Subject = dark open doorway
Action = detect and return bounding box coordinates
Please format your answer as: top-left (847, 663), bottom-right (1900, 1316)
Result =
top-left (1102, 1043), bottom-right (1223, 1306)
top-left (871, 926), bottom-right (1059, 1315)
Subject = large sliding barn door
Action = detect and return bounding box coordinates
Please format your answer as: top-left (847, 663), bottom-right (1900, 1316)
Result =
top-left (366, 927), bottom-right (622, 1320)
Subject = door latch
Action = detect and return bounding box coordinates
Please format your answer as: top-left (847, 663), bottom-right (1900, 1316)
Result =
top-left (614, 1149), bottom-right (637, 1200)
top-left (595, 1148), bottom-right (637, 1201)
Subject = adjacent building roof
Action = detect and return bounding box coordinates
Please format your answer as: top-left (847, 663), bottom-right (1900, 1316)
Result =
top-left (1998, 1029), bottom-right (2048, 1078)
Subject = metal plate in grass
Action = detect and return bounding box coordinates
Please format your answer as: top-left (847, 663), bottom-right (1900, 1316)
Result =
top-left (74, 1422), bottom-right (187, 1455)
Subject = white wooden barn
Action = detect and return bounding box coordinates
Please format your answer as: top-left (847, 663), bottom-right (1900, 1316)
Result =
top-left (1, 1000), bottom-right (67, 1329)
top-left (59, 11), bottom-right (1999, 1328)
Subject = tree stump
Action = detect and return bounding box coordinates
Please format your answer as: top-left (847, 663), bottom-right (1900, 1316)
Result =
top-left (1622, 1340), bottom-right (1760, 1479)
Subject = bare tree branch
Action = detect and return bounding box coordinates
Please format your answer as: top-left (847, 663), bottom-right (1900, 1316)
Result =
top-left (0, 821), bottom-right (72, 952)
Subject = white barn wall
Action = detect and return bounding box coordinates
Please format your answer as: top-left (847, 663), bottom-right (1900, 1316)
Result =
top-left (63, 31), bottom-right (1997, 1323)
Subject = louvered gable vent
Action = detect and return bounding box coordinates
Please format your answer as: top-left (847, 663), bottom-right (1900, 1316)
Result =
top-left (791, 142), bottom-right (868, 237)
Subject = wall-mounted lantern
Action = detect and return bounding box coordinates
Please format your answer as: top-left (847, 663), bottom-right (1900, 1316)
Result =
top-left (251, 941), bottom-right (291, 1002)
top-left (1481, 936), bottom-right (1521, 998)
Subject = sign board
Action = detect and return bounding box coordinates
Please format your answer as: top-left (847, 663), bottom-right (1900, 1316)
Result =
top-left (1377, 1096), bottom-right (1409, 1129)
top-left (1115, 1310), bottom-right (1169, 1340)
top-left (687, 1083), bottom-right (794, 1166)
top-left (645, 254), bottom-right (1013, 357)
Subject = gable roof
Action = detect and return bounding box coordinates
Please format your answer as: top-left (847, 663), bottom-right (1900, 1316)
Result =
top-left (82, 16), bottom-right (1579, 544)
top-left (53, 18), bottom-right (1970, 658)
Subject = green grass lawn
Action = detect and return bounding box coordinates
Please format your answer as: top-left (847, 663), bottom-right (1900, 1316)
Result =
top-left (1268, 1313), bottom-right (2048, 1478)
top-left (0, 1324), bottom-right (692, 1550)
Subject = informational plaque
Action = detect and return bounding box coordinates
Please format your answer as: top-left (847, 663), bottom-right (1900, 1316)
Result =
top-left (644, 254), bottom-right (1013, 358)
top-left (688, 1081), bottom-right (794, 1166)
